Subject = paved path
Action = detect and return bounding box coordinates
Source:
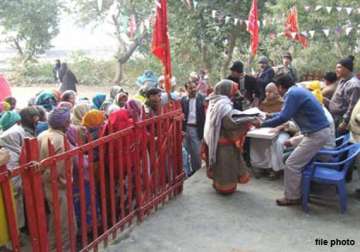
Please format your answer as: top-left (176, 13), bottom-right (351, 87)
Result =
top-left (107, 169), bottom-right (360, 252)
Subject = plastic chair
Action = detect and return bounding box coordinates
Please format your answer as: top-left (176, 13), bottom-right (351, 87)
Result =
top-left (302, 143), bottom-right (360, 214)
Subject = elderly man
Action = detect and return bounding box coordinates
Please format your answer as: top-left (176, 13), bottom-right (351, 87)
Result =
top-left (252, 83), bottom-right (288, 179)
top-left (38, 107), bottom-right (75, 250)
top-left (329, 56), bottom-right (360, 135)
top-left (257, 56), bottom-right (275, 100)
top-left (261, 75), bottom-right (330, 206)
top-left (0, 107), bottom-right (40, 231)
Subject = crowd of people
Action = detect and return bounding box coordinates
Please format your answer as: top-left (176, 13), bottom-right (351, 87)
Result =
top-left (0, 52), bottom-right (360, 250)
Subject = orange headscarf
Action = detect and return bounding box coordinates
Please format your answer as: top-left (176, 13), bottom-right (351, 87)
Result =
top-left (81, 109), bottom-right (105, 128)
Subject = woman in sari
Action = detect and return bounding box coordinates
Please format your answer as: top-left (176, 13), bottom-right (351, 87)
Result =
top-left (204, 80), bottom-right (260, 195)
top-left (71, 109), bottom-right (104, 230)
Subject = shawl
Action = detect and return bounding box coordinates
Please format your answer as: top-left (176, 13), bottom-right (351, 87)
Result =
top-left (203, 94), bottom-right (233, 166)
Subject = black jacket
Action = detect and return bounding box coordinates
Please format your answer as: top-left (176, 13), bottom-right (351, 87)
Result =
top-left (257, 66), bottom-right (275, 100)
top-left (227, 75), bottom-right (260, 110)
top-left (181, 94), bottom-right (206, 140)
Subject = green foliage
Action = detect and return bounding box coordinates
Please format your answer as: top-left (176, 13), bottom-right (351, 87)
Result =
top-left (0, 0), bottom-right (61, 61)
top-left (8, 58), bottom-right (54, 86)
top-left (69, 51), bottom-right (115, 86)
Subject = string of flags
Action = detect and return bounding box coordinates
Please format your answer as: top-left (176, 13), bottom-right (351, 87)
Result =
top-left (209, 8), bottom-right (360, 39)
top-left (278, 25), bottom-right (360, 39)
top-left (303, 5), bottom-right (360, 15)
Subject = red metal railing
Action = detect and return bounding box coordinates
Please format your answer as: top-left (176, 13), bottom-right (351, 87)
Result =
top-left (0, 102), bottom-right (184, 252)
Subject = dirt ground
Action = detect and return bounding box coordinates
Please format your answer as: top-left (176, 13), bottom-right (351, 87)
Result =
top-left (11, 84), bottom-right (136, 109)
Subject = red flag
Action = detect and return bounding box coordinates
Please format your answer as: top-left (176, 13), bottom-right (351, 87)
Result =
top-left (284, 7), bottom-right (308, 48)
top-left (247, 0), bottom-right (259, 56)
top-left (152, 0), bottom-right (172, 93)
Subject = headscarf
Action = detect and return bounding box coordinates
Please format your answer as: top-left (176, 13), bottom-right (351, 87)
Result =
top-left (312, 89), bottom-right (324, 105)
top-left (108, 109), bottom-right (133, 132)
top-left (92, 93), bottom-right (106, 109)
top-left (115, 92), bottom-right (128, 107)
top-left (61, 90), bottom-right (76, 103)
top-left (203, 80), bottom-right (236, 166)
top-left (48, 108), bottom-right (71, 129)
top-left (35, 90), bottom-right (57, 112)
top-left (136, 70), bottom-right (158, 88)
top-left (57, 101), bottom-right (73, 110)
top-left (306, 81), bottom-right (321, 91)
top-left (72, 103), bottom-right (92, 126)
top-left (125, 99), bottom-right (143, 122)
top-left (0, 101), bottom-right (10, 113)
top-left (51, 89), bottom-right (61, 102)
top-left (0, 111), bottom-right (21, 131)
top-left (110, 86), bottom-right (123, 100)
top-left (4, 97), bottom-right (16, 110)
top-left (81, 109), bottom-right (105, 128)
top-left (100, 99), bottom-right (113, 115)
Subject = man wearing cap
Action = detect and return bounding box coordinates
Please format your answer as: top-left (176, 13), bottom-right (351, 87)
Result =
top-left (37, 107), bottom-right (75, 250)
top-left (275, 52), bottom-right (298, 83)
top-left (227, 60), bottom-right (261, 110)
top-left (181, 80), bottom-right (206, 175)
top-left (257, 56), bottom-right (275, 100)
top-left (329, 55), bottom-right (360, 135)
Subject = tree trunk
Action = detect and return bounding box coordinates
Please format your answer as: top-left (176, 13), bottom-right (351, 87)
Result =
top-left (113, 61), bottom-right (125, 84)
top-left (221, 30), bottom-right (237, 78)
top-left (13, 39), bottom-right (24, 56)
top-left (201, 44), bottom-right (212, 73)
top-left (112, 34), bottom-right (148, 84)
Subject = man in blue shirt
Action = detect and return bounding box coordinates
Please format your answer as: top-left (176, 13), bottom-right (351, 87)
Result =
top-left (261, 75), bottom-right (331, 206)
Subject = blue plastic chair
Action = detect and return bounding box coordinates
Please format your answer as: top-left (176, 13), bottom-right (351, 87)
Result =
top-left (302, 143), bottom-right (360, 213)
top-left (315, 133), bottom-right (351, 163)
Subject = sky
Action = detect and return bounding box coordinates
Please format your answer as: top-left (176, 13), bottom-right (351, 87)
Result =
top-left (52, 15), bottom-right (118, 51)
top-left (0, 13), bottom-right (118, 52)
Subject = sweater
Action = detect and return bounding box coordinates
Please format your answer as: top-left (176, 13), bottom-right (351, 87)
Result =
top-left (262, 86), bottom-right (329, 134)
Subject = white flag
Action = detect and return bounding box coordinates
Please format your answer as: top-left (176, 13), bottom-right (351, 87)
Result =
top-left (301, 31), bottom-right (308, 37)
top-left (97, 0), bottom-right (103, 11)
top-left (225, 16), bottom-right (231, 24)
top-left (193, 1), bottom-right (198, 9)
top-left (315, 5), bottom-right (322, 11)
top-left (346, 7), bottom-right (353, 15)
top-left (346, 27), bottom-right (353, 36)
top-left (309, 30), bottom-right (315, 38)
top-left (262, 20), bottom-right (267, 27)
top-left (234, 18), bottom-right (239, 25)
top-left (323, 29), bottom-right (330, 37)
top-left (212, 10), bottom-right (217, 18)
top-left (326, 6), bottom-right (332, 13)
top-left (336, 7), bottom-right (343, 12)
top-left (245, 20), bottom-right (249, 28)
top-left (291, 32), bottom-right (297, 39)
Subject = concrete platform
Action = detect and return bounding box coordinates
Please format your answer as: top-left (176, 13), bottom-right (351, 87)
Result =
top-left (107, 168), bottom-right (360, 252)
